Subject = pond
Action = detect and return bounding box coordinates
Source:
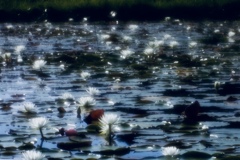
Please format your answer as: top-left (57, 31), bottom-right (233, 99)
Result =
top-left (0, 19), bottom-right (240, 160)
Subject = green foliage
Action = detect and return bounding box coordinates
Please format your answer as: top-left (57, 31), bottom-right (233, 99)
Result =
top-left (0, 0), bottom-right (239, 11)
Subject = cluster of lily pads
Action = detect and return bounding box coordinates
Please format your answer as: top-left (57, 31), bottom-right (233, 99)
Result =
top-left (0, 14), bottom-right (240, 160)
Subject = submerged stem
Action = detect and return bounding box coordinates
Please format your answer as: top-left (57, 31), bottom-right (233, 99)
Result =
top-left (39, 128), bottom-right (45, 140)
top-left (108, 124), bottom-right (112, 146)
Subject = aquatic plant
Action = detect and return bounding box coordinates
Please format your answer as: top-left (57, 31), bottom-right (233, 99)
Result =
top-left (169, 40), bottom-right (179, 48)
top-left (15, 45), bottom-right (25, 54)
top-left (99, 113), bottom-right (119, 145)
top-left (19, 102), bottom-right (37, 114)
top-left (120, 49), bottom-right (134, 59)
top-left (77, 96), bottom-right (96, 118)
top-left (86, 87), bottom-right (100, 96)
top-left (32, 59), bottom-right (46, 71)
top-left (78, 96), bottom-right (96, 108)
top-left (201, 125), bottom-right (209, 131)
top-left (144, 47), bottom-right (154, 56)
top-left (59, 92), bottom-right (74, 100)
top-left (162, 146), bottom-right (179, 157)
top-left (29, 117), bottom-right (48, 140)
top-left (22, 150), bottom-right (45, 160)
top-left (189, 41), bottom-right (197, 48)
top-left (80, 71), bottom-right (91, 80)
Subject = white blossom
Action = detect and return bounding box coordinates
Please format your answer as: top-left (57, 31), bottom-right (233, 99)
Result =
top-left (80, 71), bottom-right (91, 80)
top-left (99, 113), bottom-right (119, 135)
top-left (169, 41), bottom-right (179, 48)
top-left (15, 45), bottom-right (25, 54)
top-left (22, 150), bottom-right (45, 160)
top-left (128, 24), bottom-right (138, 31)
top-left (86, 87), bottom-right (100, 96)
top-left (60, 92), bottom-right (74, 100)
top-left (121, 49), bottom-right (134, 59)
top-left (228, 31), bottom-right (235, 37)
top-left (78, 96), bottom-right (96, 108)
top-left (144, 47), bottom-right (154, 55)
top-left (29, 117), bottom-right (48, 129)
top-left (189, 41), bottom-right (197, 48)
top-left (162, 146), bottom-right (179, 156)
top-left (20, 102), bottom-right (36, 114)
top-left (32, 60), bottom-right (46, 70)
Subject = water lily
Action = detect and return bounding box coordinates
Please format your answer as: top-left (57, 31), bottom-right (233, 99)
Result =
top-left (148, 40), bottom-right (164, 48)
top-left (165, 16), bottom-right (171, 21)
top-left (77, 96), bottom-right (96, 118)
top-left (99, 113), bottom-right (119, 145)
top-left (169, 40), bottom-right (179, 48)
top-left (1, 52), bottom-right (11, 62)
top-left (189, 41), bottom-right (197, 48)
top-left (20, 102), bottom-right (37, 114)
top-left (110, 11), bottom-right (116, 17)
top-left (17, 55), bottom-right (23, 63)
top-left (122, 35), bottom-right (132, 42)
top-left (120, 49), bottom-right (134, 59)
top-left (15, 45), bottom-right (25, 54)
top-left (60, 92), bottom-right (74, 100)
top-left (22, 150), bottom-right (45, 160)
top-left (228, 31), bottom-right (235, 37)
top-left (86, 87), bottom-right (100, 96)
top-left (78, 96), bottom-right (96, 108)
top-left (80, 71), bottom-right (91, 80)
top-left (128, 24), bottom-right (138, 31)
top-left (214, 81), bottom-right (224, 90)
top-left (163, 34), bottom-right (171, 40)
top-left (201, 125), bottom-right (209, 131)
top-left (32, 59), bottom-right (46, 71)
top-left (144, 47), bottom-right (154, 55)
top-left (162, 146), bottom-right (179, 157)
top-left (29, 117), bottom-right (48, 140)
top-left (100, 34), bottom-right (110, 41)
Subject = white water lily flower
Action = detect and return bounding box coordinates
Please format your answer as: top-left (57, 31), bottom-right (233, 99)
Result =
top-left (80, 71), bottom-right (91, 80)
top-left (128, 24), bottom-right (138, 31)
top-left (86, 87), bottom-right (100, 96)
top-left (1, 52), bottom-right (11, 60)
top-left (148, 40), bottom-right (164, 48)
top-left (22, 150), bottom-right (45, 160)
top-left (228, 31), bottom-right (235, 37)
top-left (163, 34), bottom-right (172, 40)
top-left (20, 102), bottom-right (36, 114)
top-left (201, 125), bottom-right (209, 131)
top-left (165, 16), bottom-right (171, 21)
top-left (99, 113), bottom-right (119, 135)
top-left (99, 113), bottom-right (119, 126)
top-left (60, 92), bottom-right (74, 100)
top-left (144, 47), bottom-right (154, 55)
top-left (169, 41), bottom-right (179, 48)
top-left (29, 117), bottom-right (48, 129)
top-left (32, 60), bottom-right (46, 70)
top-left (121, 49), bottom-right (134, 59)
top-left (17, 55), bottom-right (23, 63)
top-left (122, 35), bottom-right (132, 42)
top-left (189, 41), bottom-right (197, 48)
top-left (78, 96), bottom-right (96, 107)
top-left (100, 34), bottom-right (110, 41)
top-left (15, 45), bottom-right (25, 54)
top-left (162, 146), bottom-right (179, 156)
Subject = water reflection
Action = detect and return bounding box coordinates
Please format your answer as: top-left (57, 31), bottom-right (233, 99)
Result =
top-left (0, 20), bottom-right (240, 159)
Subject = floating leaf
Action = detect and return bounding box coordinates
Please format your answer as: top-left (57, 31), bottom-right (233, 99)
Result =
top-left (92, 147), bottom-right (130, 155)
top-left (182, 151), bottom-right (212, 159)
top-left (57, 141), bottom-right (91, 151)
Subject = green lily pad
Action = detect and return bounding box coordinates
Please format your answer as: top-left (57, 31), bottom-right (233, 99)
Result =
top-left (57, 141), bottom-right (91, 151)
top-left (181, 151), bottom-right (212, 159)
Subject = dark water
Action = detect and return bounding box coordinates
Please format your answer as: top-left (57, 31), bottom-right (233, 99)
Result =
top-left (0, 19), bottom-right (240, 159)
